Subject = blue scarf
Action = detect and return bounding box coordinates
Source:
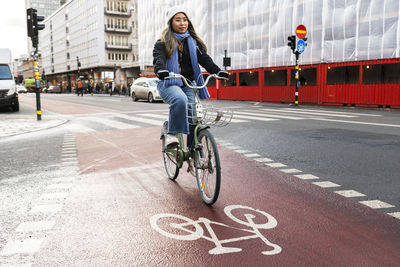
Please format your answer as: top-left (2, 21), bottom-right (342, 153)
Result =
top-left (164, 31), bottom-right (210, 99)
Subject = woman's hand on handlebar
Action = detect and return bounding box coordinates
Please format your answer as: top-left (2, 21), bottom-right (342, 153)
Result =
top-left (156, 70), bottom-right (169, 80)
top-left (217, 70), bottom-right (229, 79)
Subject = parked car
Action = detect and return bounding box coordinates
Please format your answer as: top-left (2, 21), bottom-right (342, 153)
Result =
top-left (16, 85), bottom-right (27, 93)
top-left (46, 85), bottom-right (62, 93)
top-left (130, 77), bottom-right (162, 103)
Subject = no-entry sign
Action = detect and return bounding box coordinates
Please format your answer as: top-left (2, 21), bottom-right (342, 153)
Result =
top-left (296, 25), bottom-right (307, 39)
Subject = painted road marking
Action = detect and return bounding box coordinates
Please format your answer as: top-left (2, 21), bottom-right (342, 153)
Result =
top-left (280, 168), bottom-right (302, 174)
top-left (266, 163), bottom-right (287, 168)
top-left (294, 174), bottom-right (319, 180)
top-left (244, 153), bottom-right (261, 158)
top-left (46, 183), bottom-right (73, 190)
top-left (359, 200), bottom-right (395, 209)
top-left (39, 192), bottom-right (69, 200)
top-left (29, 204), bottom-right (63, 213)
top-left (0, 239), bottom-right (43, 255)
top-left (334, 190), bottom-right (366, 198)
top-left (150, 205), bottom-right (281, 256)
top-left (388, 212), bottom-right (400, 219)
top-left (282, 108), bottom-right (381, 117)
top-left (234, 149), bottom-right (251, 154)
top-left (275, 108), bottom-right (357, 118)
top-left (225, 145), bottom-right (242, 150)
top-left (254, 157), bottom-right (274, 163)
top-left (87, 116), bottom-right (139, 129)
top-left (114, 113), bottom-right (164, 126)
top-left (15, 221), bottom-right (55, 232)
top-left (235, 111), bottom-right (305, 120)
top-left (233, 114), bottom-right (278, 122)
top-left (312, 181), bottom-right (341, 188)
top-left (311, 118), bottom-right (400, 128)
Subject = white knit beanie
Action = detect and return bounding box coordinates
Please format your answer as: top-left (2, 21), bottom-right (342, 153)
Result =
top-left (166, 6), bottom-right (189, 23)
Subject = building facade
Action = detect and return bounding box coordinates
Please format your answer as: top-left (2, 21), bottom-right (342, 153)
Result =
top-left (39, 0), bottom-right (139, 93)
top-left (138, 0), bottom-right (400, 108)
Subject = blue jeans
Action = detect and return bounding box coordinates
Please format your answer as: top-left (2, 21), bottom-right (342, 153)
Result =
top-left (158, 81), bottom-right (195, 135)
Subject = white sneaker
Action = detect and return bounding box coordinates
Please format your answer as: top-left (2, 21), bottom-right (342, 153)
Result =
top-left (165, 134), bottom-right (179, 147)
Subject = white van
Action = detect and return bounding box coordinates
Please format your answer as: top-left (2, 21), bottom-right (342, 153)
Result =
top-left (0, 48), bottom-right (18, 111)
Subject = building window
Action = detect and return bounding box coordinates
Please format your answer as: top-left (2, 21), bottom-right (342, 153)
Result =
top-left (222, 73), bottom-right (237, 87)
top-left (67, 52), bottom-right (70, 59)
top-left (239, 71), bottom-right (259, 86)
top-left (327, 66), bottom-right (359, 84)
top-left (290, 68), bottom-right (317, 86)
top-left (264, 69), bottom-right (287, 86)
top-left (362, 63), bottom-right (400, 84)
top-left (66, 27), bottom-right (69, 33)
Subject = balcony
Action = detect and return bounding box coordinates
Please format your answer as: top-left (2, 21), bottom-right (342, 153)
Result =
top-left (104, 7), bottom-right (131, 17)
top-left (105, 42), bottom-right (132, 51)
top-left (104, 25), bottom-right (132, 34)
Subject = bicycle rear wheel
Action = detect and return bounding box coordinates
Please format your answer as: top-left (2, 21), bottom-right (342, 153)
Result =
top-left (194, 129), bottom-right (221, 205)
top-left (162, 138), bottom-right (179, 180)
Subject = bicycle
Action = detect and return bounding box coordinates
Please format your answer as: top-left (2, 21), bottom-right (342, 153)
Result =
top-left (160, 73), bottom-right (232, 205)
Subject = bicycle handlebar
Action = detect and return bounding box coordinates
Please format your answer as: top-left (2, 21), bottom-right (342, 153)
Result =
top-left (164, 73), bottom-right (228, 89)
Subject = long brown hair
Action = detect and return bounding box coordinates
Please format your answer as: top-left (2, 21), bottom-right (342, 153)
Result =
top-left (160, 13), bottom-right (207, 59)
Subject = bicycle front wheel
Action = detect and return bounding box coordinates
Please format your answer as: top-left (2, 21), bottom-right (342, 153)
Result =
top-left (162, 137), bottom-right (179, 180)
top-left (194, 129), bottom-right (221, 205)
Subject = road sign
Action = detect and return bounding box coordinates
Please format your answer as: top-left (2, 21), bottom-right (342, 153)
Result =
top-left (297, 39), bottom-right (306, 53)
top-left (296, 25), bottom-right (307, 39)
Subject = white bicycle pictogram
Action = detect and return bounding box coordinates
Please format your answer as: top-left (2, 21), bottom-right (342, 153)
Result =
top-left (150, 205), bottom-right (282, 255)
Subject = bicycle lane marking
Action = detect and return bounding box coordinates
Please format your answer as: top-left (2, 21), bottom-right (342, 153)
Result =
top-left (150, 205), bottom-right (282, 255)
top-left (30, 127), bottom-right (400, 266)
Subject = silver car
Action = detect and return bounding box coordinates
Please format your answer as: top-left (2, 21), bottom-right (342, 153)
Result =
top-left (130, 77), bottom-right (162, 103)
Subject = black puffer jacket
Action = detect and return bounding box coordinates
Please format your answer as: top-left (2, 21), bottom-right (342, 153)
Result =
top-left (153, 39), bottom-right (221, 81)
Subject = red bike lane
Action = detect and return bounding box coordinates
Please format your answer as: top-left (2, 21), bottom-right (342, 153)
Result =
top-left (33, 127), bottom-right (400, 266)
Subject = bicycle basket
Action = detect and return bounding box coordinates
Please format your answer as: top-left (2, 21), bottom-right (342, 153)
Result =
top-left (187, 103), bottom-right (233, 127)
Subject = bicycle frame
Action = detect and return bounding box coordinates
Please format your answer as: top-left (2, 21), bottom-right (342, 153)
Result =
top-left (162, 73), bottom-right (223, 169)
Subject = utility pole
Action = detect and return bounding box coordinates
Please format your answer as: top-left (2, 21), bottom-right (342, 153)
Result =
top-left (27, 8), bottom-right (45, 120)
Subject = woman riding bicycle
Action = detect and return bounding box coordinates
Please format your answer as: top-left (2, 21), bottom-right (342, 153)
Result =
top-left (153, 6), bottom-right (229, 148)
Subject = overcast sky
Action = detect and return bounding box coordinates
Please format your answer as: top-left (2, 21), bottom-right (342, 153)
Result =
top-left (0, 1), bottom-right (28, 60)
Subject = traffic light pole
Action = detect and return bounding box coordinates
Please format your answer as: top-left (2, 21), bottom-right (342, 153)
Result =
top-left (33, 46), bottom-right (42, 120)
top-left (294, 51), bottom-right (300, 106)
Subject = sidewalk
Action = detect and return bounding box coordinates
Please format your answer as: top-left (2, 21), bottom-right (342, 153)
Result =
top-left (0, 115), bottom-right (68, 138)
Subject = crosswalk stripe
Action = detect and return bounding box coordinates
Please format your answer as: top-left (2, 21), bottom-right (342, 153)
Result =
top-left (283, 108), bottom-right (381, 117)
top-left (114, 113), bottom-right (164, 126)
top-left (238, 110), bottom-right (305, 120)
top-left (261, 108), bottom-right (357, 118)
top-left (86, 117), bottom-right (139, 129)
top-left (140, 113), bottom-right (169, 120)
top-left (233, 114), bottom-right (278, 122)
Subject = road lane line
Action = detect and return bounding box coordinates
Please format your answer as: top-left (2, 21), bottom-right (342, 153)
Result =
top-left (254, 157), bottom-right (274, 163)
top-left (388, 212), bottom-right (400, 219)
top-left (280, 168), bottom-right (302, 174)
top-left (294, 174), bottom-right (319, 180)
top-left (234, 149), bottom-right (251, 154)
top-left (359, 200), bottom-right (395, 209)
top-left (310, 118), bottom-right (400, 128)
top-left (236, 111), bottom-right (305, 120)
top-left (244, 153), bottom-right (261, 158)
top-left (312, 181), bottom-right (341, 188)
top-left (0, 239), bottom-right (43, 255)
top-left (282, 108), bottom-right (382, 116)
top-left (29, 204), bottom-right (63, 213)
top-left (334, 190), bottom-right (366, 198)
top-left (260, 108), bottom-right (357, 118)
top-left (232, 114), bottom-right (278, 122)
top-left (15, 221), bottom-right (56, 232)
top-left (86, 117), bottom-right (140, 129)
top-left (266, 163), bottom-right (287, 168)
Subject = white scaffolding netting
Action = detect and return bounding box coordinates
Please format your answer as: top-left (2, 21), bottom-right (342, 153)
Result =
top-left (138, 0), bottom-right (400, 71)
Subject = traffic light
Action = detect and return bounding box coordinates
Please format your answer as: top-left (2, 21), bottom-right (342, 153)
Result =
top-left (33, 11), bottom-right (45, 36)
top-left (288, 35), bottom-right (296, 52)
top-left (26, 8), bottom-right (45, 49)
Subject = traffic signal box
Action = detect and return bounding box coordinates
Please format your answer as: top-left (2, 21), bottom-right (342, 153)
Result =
top-left (287, 35), bottom-right (296, 52)
top-left (26, 8), bottom-right (45, 49)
